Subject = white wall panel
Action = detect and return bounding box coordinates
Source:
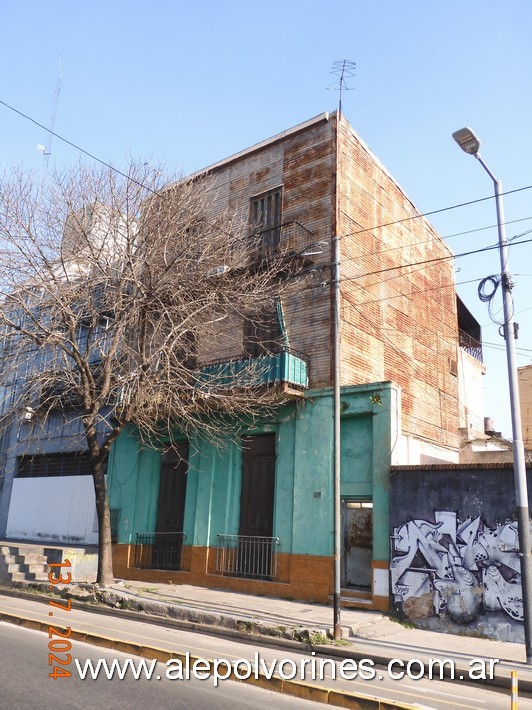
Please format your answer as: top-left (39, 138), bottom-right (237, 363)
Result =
top-left (6, 476), bottom-right (98, 544)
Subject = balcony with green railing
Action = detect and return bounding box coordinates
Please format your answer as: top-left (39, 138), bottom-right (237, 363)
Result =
top-left (198, 347), bottom-right (309, 393)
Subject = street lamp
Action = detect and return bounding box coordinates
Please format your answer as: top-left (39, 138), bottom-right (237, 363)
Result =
top-left (453, 127), bottom-right (532, 663)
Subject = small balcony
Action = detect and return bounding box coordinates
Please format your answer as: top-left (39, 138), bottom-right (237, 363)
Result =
top-left (198, 347), bottom-right (309, 393)
top-left (459, 329), bottom-right (483, 363)
top-left (215, 534), bottom-right (280, 580)
top-left (247, 221), bottom-right (315, 266)
top-left (133, 532), bottom-right (185, 571)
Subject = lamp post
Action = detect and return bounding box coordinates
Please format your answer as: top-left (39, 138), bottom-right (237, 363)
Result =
top-left (453, 127), bottom-right (532, 663)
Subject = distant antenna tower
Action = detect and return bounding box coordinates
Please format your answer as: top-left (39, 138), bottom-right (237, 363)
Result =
top-left (37, 56), bottom-right (62, 173)
top-left (328, 59), bottom-right (356, 115)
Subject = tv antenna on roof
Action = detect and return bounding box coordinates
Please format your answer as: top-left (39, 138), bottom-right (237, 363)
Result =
top-left (328, 59), bottom-right (356, 116)
top-left (37, 55), bottom-right (62, 173)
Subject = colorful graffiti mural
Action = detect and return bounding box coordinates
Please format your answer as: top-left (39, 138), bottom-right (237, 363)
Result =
top-left (390, 511), bottom-right (523, 624)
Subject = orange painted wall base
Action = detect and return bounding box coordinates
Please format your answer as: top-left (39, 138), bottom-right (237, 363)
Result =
top-left (112, 544), bottom-right (390, 611)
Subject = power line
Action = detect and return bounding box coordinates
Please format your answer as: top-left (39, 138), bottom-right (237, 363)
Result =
top-left (0, 98), bottom-right (158, 195)
top-left (338, 235), bottom-right (532, 286)
top-left (445, 216), bottom-right (532, 240)
top-left (484, 341), bottom-right (532, 354)
top-left (296, 217), bottom-right (532, 281)
top-left (286, 232), bottom-right (532, 310)
top-left (338, 184), bottom-right (532, 242)
top-left (3, 95), bottom-right (532, 245)
top-left (4, 94), bottom-right (532, 315)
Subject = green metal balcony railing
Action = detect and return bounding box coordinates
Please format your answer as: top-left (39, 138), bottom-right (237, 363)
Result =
top-left (198, 347), bottom-right (309, 391)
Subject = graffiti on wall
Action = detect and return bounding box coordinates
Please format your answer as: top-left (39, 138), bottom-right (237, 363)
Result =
top-left (390, 511), bottom-right (523, 624)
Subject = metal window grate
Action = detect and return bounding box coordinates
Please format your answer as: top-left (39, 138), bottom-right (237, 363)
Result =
top-left (16, 452), bottom-right (97, 478)
top-left (458, 328), bottom-right (483, 362)
top-left (216, 534), bottom-right (279, 580)
top-left (133, 532), bottom-right (185, 571)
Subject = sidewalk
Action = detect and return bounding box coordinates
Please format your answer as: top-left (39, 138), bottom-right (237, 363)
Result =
top-left (3, 577), bottom-right (532, 692)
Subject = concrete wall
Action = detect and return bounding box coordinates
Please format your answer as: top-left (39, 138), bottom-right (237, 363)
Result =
top-left (458, 348), bottom-right (486, 435)
top-left (390, 464), bottom-right (531, 642)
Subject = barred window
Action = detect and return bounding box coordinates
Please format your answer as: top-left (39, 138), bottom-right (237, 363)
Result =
top-left (250, 188), bottom-right (282, 259)
top-left (16, 452), bottom-right (100, 478)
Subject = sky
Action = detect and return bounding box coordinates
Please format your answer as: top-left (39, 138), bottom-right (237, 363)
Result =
top-left (1, 0), bottom-right (531, 439)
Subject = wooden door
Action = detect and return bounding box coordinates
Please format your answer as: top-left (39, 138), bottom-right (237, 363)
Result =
top-left (152, 442), bottom-right (188, 569)
top-left (239, 434), bottom-right (275, 537)
top-left (238, 434), bottom-right (276, 577)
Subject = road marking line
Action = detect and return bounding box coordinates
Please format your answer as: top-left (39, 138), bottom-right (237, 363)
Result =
top-left (402, 683), bottom-right (486, 703)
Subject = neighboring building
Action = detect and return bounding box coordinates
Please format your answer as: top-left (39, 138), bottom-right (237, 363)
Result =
top-left (0, 315), bottom-right (112, 549)
top-left (107, 111), bottom-right (485, 610)
top-left (456, 297), bottom-right (486, 439)
top-left (0, 205), bottom-right (118, 549)
top-left (519, 364), bottom-right (532, 450)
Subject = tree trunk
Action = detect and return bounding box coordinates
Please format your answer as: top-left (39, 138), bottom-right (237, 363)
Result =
top-left (92, 460), bottom-right (114, 586)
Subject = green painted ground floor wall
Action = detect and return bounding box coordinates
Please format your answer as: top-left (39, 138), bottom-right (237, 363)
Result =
top-left (107, 382), bottom-right (395, 606)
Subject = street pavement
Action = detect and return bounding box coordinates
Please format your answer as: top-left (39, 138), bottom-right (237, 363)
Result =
top-left (2, 622), bottom-right (323, 710)
top-left (0, 591), bottom-right (528, 710)
top-left (2, 578), bottom-right (532, 697)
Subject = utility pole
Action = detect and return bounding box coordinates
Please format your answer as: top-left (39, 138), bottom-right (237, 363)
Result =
top-left (332, 233), bottom-right (342, 641)
top-left (453, 127), bottom-right (532, 663)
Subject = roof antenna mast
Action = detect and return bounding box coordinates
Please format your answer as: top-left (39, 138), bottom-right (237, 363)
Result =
top-left (328, 59), bottom-right (356, 116)
top-left (37, 55), bottom-right (62, 174)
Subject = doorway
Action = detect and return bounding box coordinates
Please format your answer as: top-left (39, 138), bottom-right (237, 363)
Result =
top-left (152, 442), bottom-right (189, 569)
top-left (341, 500), bottom-right (373, 590)
top-left (238, 434), bottom-right (276, 577)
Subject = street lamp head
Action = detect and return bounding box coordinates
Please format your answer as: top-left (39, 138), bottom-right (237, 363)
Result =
top-left (452, 127), bottom-right (481, 156)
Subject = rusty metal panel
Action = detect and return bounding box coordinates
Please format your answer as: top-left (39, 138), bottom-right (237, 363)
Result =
top-left (337, 116), bottom-right (459, 446)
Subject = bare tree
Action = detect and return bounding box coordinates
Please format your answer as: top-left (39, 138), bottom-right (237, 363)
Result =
top-left (0, 161), bottom-right (300, 585)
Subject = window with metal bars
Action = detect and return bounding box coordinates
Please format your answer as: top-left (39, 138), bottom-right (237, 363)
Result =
top-left (250, 188), bottom-right (282, 258)
top-left (16, 452), bottom-right (99, 478)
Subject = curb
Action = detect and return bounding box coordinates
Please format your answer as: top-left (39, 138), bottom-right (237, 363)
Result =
top-left (0, 586), bottom-right (311, 653)
top-left (1, 609), bottom-right (420, 710)
top-left (1, 586), bottom-right (530, 694)
top-left (1, 582), bottom-right (338, 643)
